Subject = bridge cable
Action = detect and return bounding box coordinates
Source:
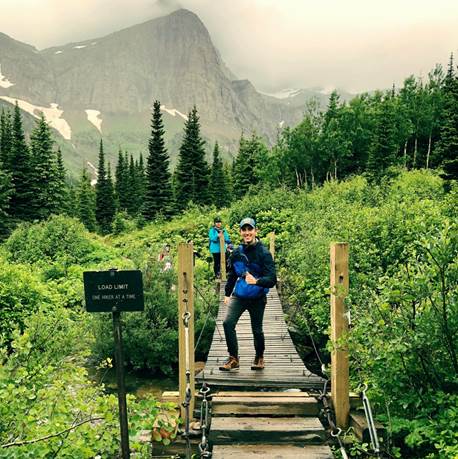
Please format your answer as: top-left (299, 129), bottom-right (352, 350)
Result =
top-left (193, 283), bottom-right (224, 350)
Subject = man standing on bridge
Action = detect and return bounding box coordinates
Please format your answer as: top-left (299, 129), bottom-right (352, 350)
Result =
top-left (219, 217), bottom-right (277, 371)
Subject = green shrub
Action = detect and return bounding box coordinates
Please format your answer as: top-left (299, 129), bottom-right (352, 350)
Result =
top-left (4, 215), bottom-right (112, 266)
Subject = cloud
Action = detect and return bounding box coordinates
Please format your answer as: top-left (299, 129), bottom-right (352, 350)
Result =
top-left (1, 0), bottom-right (457, 92)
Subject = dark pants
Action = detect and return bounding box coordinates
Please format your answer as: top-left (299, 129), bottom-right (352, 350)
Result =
top-left (212, 253), bottom-right (221, 277)
top-left (222, 296), bottom-right (266, 359)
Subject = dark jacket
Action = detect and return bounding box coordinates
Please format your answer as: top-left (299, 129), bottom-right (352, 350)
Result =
top-left (225, 241), bottom-right (277, 297)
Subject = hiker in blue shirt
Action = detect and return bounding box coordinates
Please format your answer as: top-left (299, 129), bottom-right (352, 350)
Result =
top-left (208, 216), bottom-right (231, 279)
top-left (219, 217), bottom-right (277, 371)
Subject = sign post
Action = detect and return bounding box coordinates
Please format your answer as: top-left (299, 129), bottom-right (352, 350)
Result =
top-left (83, 269), bottom-right (144, 459)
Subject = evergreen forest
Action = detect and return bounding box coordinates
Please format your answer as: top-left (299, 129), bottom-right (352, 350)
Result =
top-left (0, 57), bottom-right (457, 458)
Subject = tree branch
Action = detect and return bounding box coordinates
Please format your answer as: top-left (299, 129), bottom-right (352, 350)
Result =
top-left (1, 416), bottom-right (104, 448)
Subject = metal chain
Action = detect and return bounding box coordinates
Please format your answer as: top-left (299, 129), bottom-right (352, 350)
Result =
top-left (317, 381), bottom-right (349, 459)
top-left (181, 272), bottom-right (192, 459)
top-left (198, 383), bottom-right (212, 458)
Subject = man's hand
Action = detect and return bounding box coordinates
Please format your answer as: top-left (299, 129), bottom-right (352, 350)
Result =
top-left (224, 296), bottom-right (231, 305)
top-left (218, 231), bottom-right (224, 239)
top-left (245, 272), bottom-right (257, 285)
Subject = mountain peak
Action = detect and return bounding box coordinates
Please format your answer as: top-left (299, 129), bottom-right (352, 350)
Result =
top-left (161, 8), bottom-right (206, 29)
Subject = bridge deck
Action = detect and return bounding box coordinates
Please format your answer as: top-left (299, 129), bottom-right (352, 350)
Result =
top-left (196, 285), bottom-right (324, 389)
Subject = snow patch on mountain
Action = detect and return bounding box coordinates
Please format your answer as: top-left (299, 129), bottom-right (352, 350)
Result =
top-left (55, 50), bottom-right (63, 55)
top-left (260, 88), bottom-right (302, 99)
top-left (0, 96), bottom-right (71, 140)
top-left (87, 161), bottom-right (98, 186)
top-left (74, 45), bottom-right (87, 49)
top-left (85, 109), bottom-right (102, 133)
top-left (0, 65), bottom-right (14, 88)
top-left (319, 86), bottom-right (336, 95)
top-left (160, 105), bottom-right (188, 121)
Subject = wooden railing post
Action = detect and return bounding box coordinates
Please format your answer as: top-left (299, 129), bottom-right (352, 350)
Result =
top-left (178, 243), bottom-right (195, 420)
top-left (268, 232), bottom-right (275, 260)
top-left (219, 233), bottom-right (226, 281)
top-left (330, 242), bottom-right (350, 428)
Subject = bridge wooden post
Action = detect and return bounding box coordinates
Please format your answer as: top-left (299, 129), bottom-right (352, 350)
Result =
top-left (268, 232), bottom-right (275, 260)
top-left (178, 243), bottom-right (195, 420)
top-left (219, 233), bottom-right (227, 281)
top-left (330, 242), bottom-right (350, 429)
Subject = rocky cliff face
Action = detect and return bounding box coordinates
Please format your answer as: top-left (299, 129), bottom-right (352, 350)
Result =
top-left (0, 9), bottom-right (324, 174)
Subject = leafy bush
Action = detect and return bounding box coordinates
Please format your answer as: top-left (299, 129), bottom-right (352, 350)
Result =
top-left (0, 306), bottom-right (120, 458)
top-left (0, 257), bottom-right (55, 343)
top-left (4, 215), bottom-right (113, 267)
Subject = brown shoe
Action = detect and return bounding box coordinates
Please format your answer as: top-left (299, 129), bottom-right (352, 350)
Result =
top-left (251, 356), bottom-right (264, 370)
top-left (219, 356), bottom-right (239, 371)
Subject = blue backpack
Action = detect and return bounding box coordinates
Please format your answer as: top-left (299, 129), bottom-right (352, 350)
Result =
top-left (232, 245), bottom-right (269, 299)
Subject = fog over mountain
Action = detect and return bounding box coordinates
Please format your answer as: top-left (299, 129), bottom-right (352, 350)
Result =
top-left (1, 0), bottom-right (457, 94)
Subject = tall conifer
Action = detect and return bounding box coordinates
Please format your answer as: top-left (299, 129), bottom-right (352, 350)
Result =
top-left (9, 102), bottom-right (33, 221)
top-left (232, 134), bottom-right (265, 198)
top-left (435, 54), bottom-right (458, 180)
top-left (115, 149), bottom-right (129, 211)
top-left (0, 169), bottom-right (13, 239)
top-left (143, 100), bottom-right (173, 219)
top-left (77, 167), bottom-right (97, 232)
top-left (95, 139), bottom-right (115, 233)
top-left (175, 106), bottom-right (210, 209)
top-left (0, 109), bottom-right (13, 170)
top-left (209, 142), bottom-right (227, 208)
top-left (53, 147), bottom-right (69, 214)
top-left (366, 95), bottom-right (399, 180)
top-left (29, 114), bottom-right (55, 219)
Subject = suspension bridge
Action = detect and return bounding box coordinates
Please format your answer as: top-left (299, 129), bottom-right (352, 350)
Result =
top-left (153, 239), bottom-right (383, 459)
top-left (165, 240), bottom-right (382, 459)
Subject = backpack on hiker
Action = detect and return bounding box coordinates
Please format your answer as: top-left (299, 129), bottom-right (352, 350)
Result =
top-left (232, 245), bottom-right (269, 299)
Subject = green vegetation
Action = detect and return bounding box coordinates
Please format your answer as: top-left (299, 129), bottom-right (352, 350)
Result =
top-left (0, 56), bottom-right (457, 457)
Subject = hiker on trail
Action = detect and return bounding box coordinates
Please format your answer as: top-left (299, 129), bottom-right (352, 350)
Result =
top-left (208, 216), bottom-right (231, 279)
top-left (219, 217), bottom-right (277, 372)
top-left (158, 243), bottom-right (172, 272)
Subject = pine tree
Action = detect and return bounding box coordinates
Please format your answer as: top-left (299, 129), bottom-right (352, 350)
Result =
top-left (137, 153), bottom-right (146, 202)
top-left (106, 162), bottom-right (116, 222)
top-left (209, 142), bottom-right (228, 208)
top-left (53, 147), bottom-right (69, 214)
top-left (77, 168), bottom-right (97, 232)
top-left (174, 106), bottom-right (210, 209)
top-left (95, 139), bottom-right (115, 233)
top-left (115, 150), bottom-right (129, 211)
top-left (366, 95), bottom-right (399, 180)
top-left (435, 54), bottom-right (458, 180)
top-left (126, 154), bottom-right (140, 216)
top-left (0, 168), bottom-right (13, 239)
top-left (29, 114), bottom-right (56, 220)
top-left (232, 133), bottom-right (265, 198)
top-left (9, 102), bottom-right (33, 221)
top-left (320, 91), bottom-right (351, 180)
top-left (143, 100), bottom-right (173, 219)
top-left (0, 109), bottom-right (13, 170)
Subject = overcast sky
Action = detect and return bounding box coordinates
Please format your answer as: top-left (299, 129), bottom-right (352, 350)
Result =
top-left (1, 0), bottom-right (458, 93)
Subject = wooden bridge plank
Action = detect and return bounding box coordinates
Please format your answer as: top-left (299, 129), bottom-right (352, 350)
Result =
top-left (211, 444), bottom-right (334, 459)
top-left (210, 416), bottom-right (325, 444)
top-left (196, 286), bottom-right (325, 389)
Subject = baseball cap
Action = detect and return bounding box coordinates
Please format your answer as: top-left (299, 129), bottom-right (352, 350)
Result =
top-left (214, 216), bottom-right (222, 223)
top-left (239, 217), bottom-right (256, 229)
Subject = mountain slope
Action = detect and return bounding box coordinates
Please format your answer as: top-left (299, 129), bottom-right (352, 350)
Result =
top-left (0, 9), bottom-right (332, 175)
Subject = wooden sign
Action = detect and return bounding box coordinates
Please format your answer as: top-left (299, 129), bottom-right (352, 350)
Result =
top-left (83, 269), bottom-right (144, 312)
